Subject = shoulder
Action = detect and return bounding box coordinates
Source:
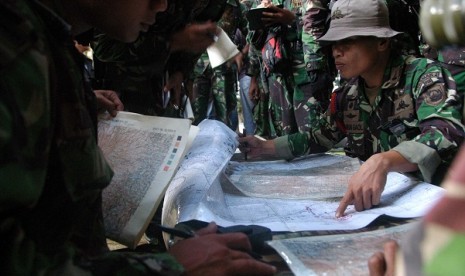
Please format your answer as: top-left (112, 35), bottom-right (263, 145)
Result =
top-left (403, 56), bottom-right (447, 83)
top-left (0, 0), bottom-right (45, 72)
top-left (1, 0), bottom-right (51, 116)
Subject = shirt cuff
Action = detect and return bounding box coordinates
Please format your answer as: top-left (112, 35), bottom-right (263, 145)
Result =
top-left (392, 141), bottom-right (442, 183)
top-left (274, 136), bottom-right (295, 160)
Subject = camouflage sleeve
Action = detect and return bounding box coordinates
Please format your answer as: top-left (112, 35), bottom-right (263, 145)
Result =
top-left (0, 2), bottom-right (184, 275)
top-left (301, 0), bottom-right (330, 72)
top-left (75, 252), bottom-right (184, 275)
top-left (245, 42), bottom-right (262, 77)
top-left (393, 58), bottom-right (465, 182)
top-left (274, 106), bottom-right (342, 159)
top-left (238, 3), bottom-right (250, 38)
top-left (93, 31), bottom-right (171, 63)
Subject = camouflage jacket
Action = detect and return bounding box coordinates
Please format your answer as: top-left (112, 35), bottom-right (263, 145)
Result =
top-left (246, 0), bottom-right (333, 79)
top-left (93, 0), bottom-right (227, 91)
top-left (275, 54), bottom-right (465, 183)
top-left (0, 0), bottom-right (182, 275)
top-left (301, 0), bottom-right (333, 74)
top-left (193, 0), bottom-right (249, 76)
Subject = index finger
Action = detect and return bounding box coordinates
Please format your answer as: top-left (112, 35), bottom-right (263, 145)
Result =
top-left (383, 240), bottom-right (398, 276)
top-left (335, 191), bottom-right (354, 218)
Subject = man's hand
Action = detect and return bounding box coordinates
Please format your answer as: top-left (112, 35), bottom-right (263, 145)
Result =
top-left (335, 154), bottom-right (388, 218)
top-left (164, 71), bottom-right (184, 108)
top-left (170, 21), bottom-right (219, 54)
top-left (231, 52), bottom-right (244, 72)
top-left (335, 151), bottom-right (419, 218)
top-left (261, 5), bottom-right (296, 26)
top-left (368, 240), bottom-right (398, 276)
top-left (169, 223), bottom-right (276, 276)
top-left (94, 90), bottom-right (124, 117)
top-left (238, 136), bottom-right (276, 160)
top-left (248, 76), bottom-right (260, 104)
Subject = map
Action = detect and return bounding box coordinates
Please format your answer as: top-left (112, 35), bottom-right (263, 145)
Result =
top-left (162, 121), bottom-right (444, 233)
top-left (225, 154), bottom-right (361, 199)
top-left (268, 222), bottom-right (417, 275)
top-left (98, 112), bottom-right (193, 248)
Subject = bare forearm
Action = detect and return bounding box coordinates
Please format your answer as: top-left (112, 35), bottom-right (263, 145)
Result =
top-left (370, 150), bottom-right (419, 174)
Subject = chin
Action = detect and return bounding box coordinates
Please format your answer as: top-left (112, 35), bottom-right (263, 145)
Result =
top-left (104, 29), bottom-right (139, 43)
top-left (339, 71), bottom-right (355, 80)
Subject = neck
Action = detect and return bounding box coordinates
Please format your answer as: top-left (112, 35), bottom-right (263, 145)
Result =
top-left (361, 51), bottom-right (390, 90)
top-left (39, 0), bottom-right (92, 36)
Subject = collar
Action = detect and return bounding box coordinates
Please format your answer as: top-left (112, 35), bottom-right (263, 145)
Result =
top-left (380, 54), bottom-right (406, 89)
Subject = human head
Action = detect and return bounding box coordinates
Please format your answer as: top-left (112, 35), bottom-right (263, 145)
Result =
top-left (75, 0), bottom-right (168, 42)
top-left (318, 0), bottom-right (401, 43)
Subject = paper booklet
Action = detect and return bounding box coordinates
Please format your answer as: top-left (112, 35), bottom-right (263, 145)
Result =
top-left (98, 111), bottom-right (198, 248)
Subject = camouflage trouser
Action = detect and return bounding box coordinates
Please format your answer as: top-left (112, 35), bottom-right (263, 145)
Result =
top-left (293, 70), bottom-right (333, 133)
top-left (267, 72), bottom-right (297, 137)
top-left (192, 64), bottom-right (238, 130)
top-left (253, 70), bottom-right (275, 139)
top-left (266, 47), bottom-right (333, 136)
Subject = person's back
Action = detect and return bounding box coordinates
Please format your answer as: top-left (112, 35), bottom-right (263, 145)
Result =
top-left (0, 1), bottom-right (277, 275)
top-left (0, 0), bottom-right (116, 273)
top-left (93, 0), bottom-right (225, 116)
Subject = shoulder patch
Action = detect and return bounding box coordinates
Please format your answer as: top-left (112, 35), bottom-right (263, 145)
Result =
top-left (419, 71), bottom-right (440, 87)
top-left (423, 84), bottom-right (446, 106)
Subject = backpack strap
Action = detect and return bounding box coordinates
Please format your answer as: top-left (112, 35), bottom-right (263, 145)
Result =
top-left (330, 90), bottom-right (346, 134)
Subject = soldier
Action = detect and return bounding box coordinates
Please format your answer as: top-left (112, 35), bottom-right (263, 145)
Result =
top-left (256, 0), bottom-right (334, 137)
top-left (93, 0), bottom-right (225, 116)
top-left (239, 0), bottom-right (465, 218)
top-left (192, 0), bottom-right (250, 130)
top-left (0, 0), bottom-right (278, 275)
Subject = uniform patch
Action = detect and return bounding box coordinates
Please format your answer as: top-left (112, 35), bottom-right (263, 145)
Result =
top-left (419, 72), bottom-right (440, 87)
top-left (424, 84), bottom-right (446, 106)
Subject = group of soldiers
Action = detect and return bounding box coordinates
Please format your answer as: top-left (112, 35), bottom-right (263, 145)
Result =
top-left (4, 0), bottom-right (465, 274)
top-left (87, 0), bottom-right (456, 143)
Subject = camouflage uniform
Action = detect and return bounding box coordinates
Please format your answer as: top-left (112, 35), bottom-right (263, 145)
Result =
top-left (299, 0), bottom-right (420, 135)
top-left (274, 54), bottom-right (465, 184)
top-left (300, 0), bottom-right (335, 132)
top-left (93, 0), bottom-right (227, 116)
top-left (0, 0), bottom-right (183, 274)
top-left (437, 47), bottom-right (465, 96)
top-left (246, 0), bottom-right (276, 138)
top-left (248, 0), bottom-right (334, 137)
top-left (192, 0), bottom-right (249, 129)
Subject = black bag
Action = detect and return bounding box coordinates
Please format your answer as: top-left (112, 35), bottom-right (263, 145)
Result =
top-left (261, 28), bottom-right (291, 74)
top-left (250, 29), bottom-right (267, 50)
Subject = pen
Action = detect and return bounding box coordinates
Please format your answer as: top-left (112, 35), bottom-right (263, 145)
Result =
top-left (243, 128), bottom-right (248, 161)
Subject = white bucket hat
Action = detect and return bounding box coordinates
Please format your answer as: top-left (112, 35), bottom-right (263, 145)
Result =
top-left (318, 0), bottom-right (402, 43)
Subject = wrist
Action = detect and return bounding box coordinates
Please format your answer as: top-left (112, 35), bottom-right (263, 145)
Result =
top-left (367, 152), bottom-right (393, 173)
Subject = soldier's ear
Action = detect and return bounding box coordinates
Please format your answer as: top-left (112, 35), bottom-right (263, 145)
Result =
top-left (377, 38), bottom-right (390, 52)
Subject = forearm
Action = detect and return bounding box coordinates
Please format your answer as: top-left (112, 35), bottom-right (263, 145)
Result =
top-left (273, 131), bottom-right (332, 160)
top-left (369, 150), bottom-right (419, 175)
